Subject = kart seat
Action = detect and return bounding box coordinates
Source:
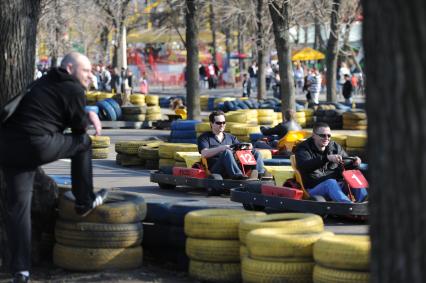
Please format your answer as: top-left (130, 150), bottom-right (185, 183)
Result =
top-left (290, 155), bottom-right (311, 199)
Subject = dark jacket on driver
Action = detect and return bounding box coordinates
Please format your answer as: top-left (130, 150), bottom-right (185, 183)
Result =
top-left (295, 137), bottom-right (348, 189)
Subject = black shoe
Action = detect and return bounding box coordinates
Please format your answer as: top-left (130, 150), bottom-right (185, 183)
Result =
top-left (232, 174), bottom-right (249, 180)
top-left (13, 273), bottom-right (29, 283)
top-left (75, 189), bottom-right (109, 217)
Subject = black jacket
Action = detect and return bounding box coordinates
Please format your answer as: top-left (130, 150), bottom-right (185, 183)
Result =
top-left (295, 137), bottom-right (348, 189)
top-left (4, 68), bottom-right (89, 135)
top-left (261, 120), bottom-right (302, 139)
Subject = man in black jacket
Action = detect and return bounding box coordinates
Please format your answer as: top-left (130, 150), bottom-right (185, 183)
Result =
top-left (0, 52), bottom-right (108, 283)
top-left (295, 122), bottom-right (367, 203)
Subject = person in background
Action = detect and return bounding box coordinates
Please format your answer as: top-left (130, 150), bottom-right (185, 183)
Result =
top-left (242, 73), bottom-right (252, 98)
top-left (99, 65), bottom-right (111, 91)
top-left (110, 68), bottom-right (122, 94)
top-left (308, 68), bottom-right (322, 104)
top-left (342, 74), bottom-right (353, 104)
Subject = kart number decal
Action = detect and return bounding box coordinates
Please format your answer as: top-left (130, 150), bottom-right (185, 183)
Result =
top-left (351, 174), bottom-right (363, 186)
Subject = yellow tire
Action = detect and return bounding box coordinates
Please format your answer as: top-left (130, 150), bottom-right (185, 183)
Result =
top-left (226, 112), bottom-right (247, 123)
top-left (130, 94), bottom-right (146, 104)
top-left (196, 122), bottom-right (211, 133)
top-left (92, 148), bottom-right (109, 159)
top-left (230, 125), bottom-right (260, 135)
top-left (146, 105), bottom-right (161, 114)
top-left (159, 158), bottom-right (175, 167)
top-left (145, 95), bottom-right (159, 106)
top-left (256, 149), bottom-right (272, 160)
top-left (346, 135), bottom-right (367, 148)
top-left (240, 245), bottom-right (249, 259)
top-left (239, 213), bottom-right (324, 244)
top-left (122, 105), bottom-right (147, 114)
top-left (115, 153), bottom-right (143, 166)
top-left (186, 238), bottom-right (240, 262)
top-left (313, 235), bottom-right (370, 271)
top-left (97, 93), bottom-right (115, 100)
top-left (313, 265), bottom-right (370, 283)
top-left (247, 230), bottom-right (333, 260)
top-left (115, 140), bottom-right (162, 155)
top-left (242, 257), bottom-right (314, 283)
top-left (146, 113), bottom-right (162, 121)
top-left (257, 109), bottom-right (274, 117)
top-left (158, 143), bottom-right (198, 159)
top-left (295, 111), bottom-right (306, 118)
top-left (53, 244), bottom-right (142, 271)
top-left (122, 114), bottom-right (146, 121)
top-left (189, 260), bottom-right (241, 283)
top-left (137, 146), bottom-right (159, 159)
top-left (332, 135), bottom-right (347, 147)
top-left (90, 135), bottom-right (110, 148)
top-left (185, 209), bottom-right (266, 239)
top-left (342, 111), bottom-right (367, 120)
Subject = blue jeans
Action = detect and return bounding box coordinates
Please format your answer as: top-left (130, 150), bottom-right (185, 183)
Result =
top-left (210, 149), bottom-right (264, 177)
top-left (308, 179), bottom-right (368, 203)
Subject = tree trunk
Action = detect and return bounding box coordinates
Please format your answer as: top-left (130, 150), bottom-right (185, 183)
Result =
top-left (0, 0), bottom-right (42, 270)
top-left (364, 0), bottom-right (426, 282)
top-left (100, 26), bottom-right (110, 64)
top-left (325, 0), bottom-right (341, 103)
top-left (209, 1), bottom-right (217, 65)
top-left (237, 15), bottom-right (244, 81)
top-left (225, 27), bottom-right (231, 72)
top-left (256, 0), bottom-right (266, 100)
top-left (269, 1), bottom-right (296, 111)
top-left (185, 0), bottom-right (200, 121)
top-left (314, 17), bottom-right (325, 51)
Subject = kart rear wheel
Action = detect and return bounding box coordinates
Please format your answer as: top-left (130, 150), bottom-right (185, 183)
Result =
top-left (243, 203), bottom-right (265, 211)
top-left (158, 183), bottom-right (176, 190)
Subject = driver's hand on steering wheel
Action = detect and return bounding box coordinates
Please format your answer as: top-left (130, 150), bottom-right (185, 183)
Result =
top-left (327, 154), bottom-right (343, 164)
top-left (353, 156), bottom-right (361, 166)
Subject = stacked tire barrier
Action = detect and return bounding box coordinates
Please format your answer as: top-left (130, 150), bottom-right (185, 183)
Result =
top-left (130, 94), bottom-right (146, 106)
top-left (314, 109), bottom-right (343, 129)
top-left (137, 144), bottom-right (162, 169)
top-left (346, 134), bottom-right (367, 161)
top-left (185, 209), bottom-right (266, 283)
top-left (257, 109), bottom-right (276, 126)
top-left (313, 235), bottom-right (370, 283)
top-left (240, 213), bottom-right (325, 283)
top-left (343, 110), bottom-right (367, 130)
top-left (143, 200), bottom-right (240, 271)
top-left (115, 140), bottom-right (163, 167)
top-left (331, 134), bottom-right (347, 150)
top-left (146, 105), bottom-right (162, 121)
top-left (170, 120), bottom-right (200, 144)
top-left (121, 105), bottom-right (146, 121)
top-left (174, 152), bottom-right (201, 168)
top-left (90, 135), bottom-right (110, 159)
top-left (230, 124), bottom-right (261, 142)
top-left (53, 191), bottom-right (146, 271)
top-left (86, 92), bottom-right (98, 106)
top-left (301, 109), bottom-right (314, 128)
top-left (145, 95), bottom-right (159, 106)
top-left (96, 98), bottom-right (122, 121)
top-left (295, 111), bottom-right (307, 128)
top-left (158, 143), bottom-right (199, 167)
top-left (200, 95), bottom-right (209, 111)
top-left (195, 122), bottom-right (211, 138)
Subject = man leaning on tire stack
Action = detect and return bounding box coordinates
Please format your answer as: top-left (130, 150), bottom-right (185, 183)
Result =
top-left (0, 52), bottom-right (109, 283)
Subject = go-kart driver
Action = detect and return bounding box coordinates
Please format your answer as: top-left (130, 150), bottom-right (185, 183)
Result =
top-left (295, 122), bottom-right (368, 203)
top-left (197, 110), bottom-right (266, 180)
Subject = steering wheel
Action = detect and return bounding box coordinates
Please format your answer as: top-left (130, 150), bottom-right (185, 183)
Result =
top-left (230, 143), bottom-right (252, 151)
top-left (342, 156), bottom-right (357, 167)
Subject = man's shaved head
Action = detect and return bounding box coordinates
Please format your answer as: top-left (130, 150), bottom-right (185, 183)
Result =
top-left (60, 52), bottom-right (92, 89)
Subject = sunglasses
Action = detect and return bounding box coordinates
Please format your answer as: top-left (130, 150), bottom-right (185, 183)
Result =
top-left (214, 121), bottom-right (226, 125)
top-left (315, 132), bottom-right (331, 139)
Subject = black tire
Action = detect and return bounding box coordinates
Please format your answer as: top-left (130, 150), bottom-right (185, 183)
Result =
top-left (142, 222), bottom-right (170, 248)
top-left (145, 199), bottom-right (173, 223)
top-left (208, 173), bottom-right (223, 180)
top-left (158, 183), bottom-right (176, 190)
top-left (159, 165), bottom-right (174, 174)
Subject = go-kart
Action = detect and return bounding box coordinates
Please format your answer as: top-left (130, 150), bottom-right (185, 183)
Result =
top-left (150, 143), bottom-right (273, 196)
top-left (230, 156), bottom-right (369, 217)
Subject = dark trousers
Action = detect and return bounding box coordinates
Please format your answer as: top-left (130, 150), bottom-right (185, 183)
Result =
top-left (210, 149), bottom-right (265, 178)
top-left (0, 131), bottom-right (95, 273)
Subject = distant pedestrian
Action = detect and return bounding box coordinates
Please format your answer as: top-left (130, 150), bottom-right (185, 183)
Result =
top-left (242, 73), bottom-right (251, 98)
top-left (342, 74), bottom-right (353, 104)
top-left (308, 68), bottom-right (322, 104)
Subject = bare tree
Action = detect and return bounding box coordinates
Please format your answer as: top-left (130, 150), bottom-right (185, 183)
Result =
top-left (185, 0), bottom-right (201, 120)
top-left (325, 0), bottom-right (341, 102)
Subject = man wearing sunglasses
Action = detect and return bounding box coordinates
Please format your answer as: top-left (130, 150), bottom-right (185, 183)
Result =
top-left (295, 122), bottom-right (368, 203)
top-left (197, 110), bottom-right (266, 180)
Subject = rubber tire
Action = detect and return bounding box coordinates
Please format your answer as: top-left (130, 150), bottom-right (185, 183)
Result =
top-left (158, 183), bottom-right (176, 190)
top-left (92, 147), bottom-right (109, 159)
top-left (89, 135), bottom-right (110, 148)
top-left (241, 257), bottom-right (314, 283)
top-left (184, 209), bottom-right (266, 239)
top-left (242, 203), bottom-right (265, 211)
top-left (168, 200), bottom-right (240, 226)
top-left (239, 213), bottom-right (324, 244)
top-left (186, 237), bottom-right (240, 262)
top-left (55, 220), bottom-right (143, 248)
top-left (313, 265), bottom-right (370, 283)
top-left (97, 100), bottom-right (117, 121)
top-left (53, 244), bottom-right (142, 271)
top-left (58, 191), bottom-right (147, 224)
top-left (247, 230), bottom-right (333, 260)
top-left (313, 235), bottom-right (370, 270)
top-left (189, 260), bottom-right (241, 283)
top-left (104, 98), bottom-right (122, 120)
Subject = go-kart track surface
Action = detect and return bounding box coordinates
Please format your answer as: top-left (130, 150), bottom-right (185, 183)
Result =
top-left (35, 128), bottom-right (368, 282)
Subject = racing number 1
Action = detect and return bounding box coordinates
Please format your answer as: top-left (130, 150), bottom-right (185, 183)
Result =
top-left (351, 173), bottom-right (363, 186)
